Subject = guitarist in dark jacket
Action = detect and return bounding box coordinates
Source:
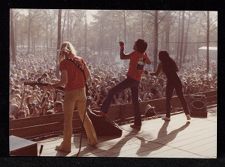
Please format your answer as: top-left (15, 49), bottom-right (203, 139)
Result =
top-left (48, 41), bottom-right (97, 153)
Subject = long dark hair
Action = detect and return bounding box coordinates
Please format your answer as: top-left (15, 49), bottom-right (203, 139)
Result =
top-left (158, 51), bottom-right (178, 73)
top-left (134, 39), bottom-right (148, 53)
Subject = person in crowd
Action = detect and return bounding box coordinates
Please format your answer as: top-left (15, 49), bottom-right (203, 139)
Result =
top-left (9, 103), bottom-right (19, 120)
top-left (151, 51), bottom-right (191, 121)
top-left (99, 39), bottom-right (151, 131)
top-left (47, 41), bottom-right (98, 153)
top-left (150, 88), bottom-right (162, 99)
top-left (54, 101), bottom-right (63, 113)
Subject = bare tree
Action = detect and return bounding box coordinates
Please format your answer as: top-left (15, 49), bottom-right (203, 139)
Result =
top-left (67, 10), bottom-right (71, 41)
top-left (99, 19), bottom-right (103, 57)
top-left (84, 11), bottom-right (87, 57)
top-left (183, 12), bottom-right (191, 64)
top-left (123, 10), bottom-right (127, 43)
top-left (179, 11), bottom-right (185, 68)
top-left (165, 12), bottom-right (171, 52)
top-left (141, 11), bottom-right (144, 39)
top-left (43, 10), bottom-right (52, 53)
top-left (153, 10), bottom-right (159, 70)
top-left (61, 10), bottom-right (67, 42)
top-left (25, 10), bottom-right (41, 55)
top-left (10, 9), bottom-right (16, 64)
top-left (206, 11), bottom-right (210, 74)
top-left (27, 10), bottom-right (32, 54)
top-left (176, 12), bottom-right (181, 63)
top-left (56, 9), bottom-right (62, 78)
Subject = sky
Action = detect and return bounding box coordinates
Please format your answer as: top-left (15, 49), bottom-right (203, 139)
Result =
top-left (86, 10), bottom-right (98, 24)
top-left (11, 9), bottom-right (217, 26)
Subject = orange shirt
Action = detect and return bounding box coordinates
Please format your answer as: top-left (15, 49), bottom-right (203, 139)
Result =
top-left (60, 56), bottom-right (86, 91)
top-left (127, 51), bottom-right (149, 81)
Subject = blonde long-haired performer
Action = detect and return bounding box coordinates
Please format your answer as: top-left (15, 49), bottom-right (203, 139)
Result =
top-left (48, 41), bottom-right (97, 153)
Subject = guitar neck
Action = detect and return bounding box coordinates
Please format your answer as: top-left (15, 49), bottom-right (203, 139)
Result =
top-left (24, 82), bottom-right (64, 91)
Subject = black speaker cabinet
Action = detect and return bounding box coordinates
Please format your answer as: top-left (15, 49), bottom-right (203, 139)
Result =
top-left (189, 94), bottom-right (207, 118)
top-left (10, 135), bottom-right (37, 156)
top-left (87, 108), bottom-right (122, 139)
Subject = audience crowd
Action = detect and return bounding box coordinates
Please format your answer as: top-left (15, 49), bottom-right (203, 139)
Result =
top-left (9, 52), bottom-right (217, 119)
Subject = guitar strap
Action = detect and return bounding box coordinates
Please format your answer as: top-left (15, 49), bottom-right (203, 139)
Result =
top-left (66, 58), bottom-right (89, 95)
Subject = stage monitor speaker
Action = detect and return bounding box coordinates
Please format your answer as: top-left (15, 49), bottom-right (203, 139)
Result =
top-left (10, 135), bottom-right (37, 156)
top-left (189, 94), bottom-right (207, 118)
top-left (87, 108), bottom-right (122, 139)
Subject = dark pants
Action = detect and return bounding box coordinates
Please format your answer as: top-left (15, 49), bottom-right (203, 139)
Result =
top-left (166, 82), bottom-right (190, 118)
top-left (101, 77), bottom-right (141, 126)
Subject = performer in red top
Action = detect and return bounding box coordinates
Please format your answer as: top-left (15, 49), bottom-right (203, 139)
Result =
top-left (48, 41), bottom-right (97, 153)
top-left (100, 39), bottom-right (151, 131)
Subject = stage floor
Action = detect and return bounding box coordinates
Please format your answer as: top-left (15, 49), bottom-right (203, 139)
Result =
top-left (38, 106), bottom-right (217, 158)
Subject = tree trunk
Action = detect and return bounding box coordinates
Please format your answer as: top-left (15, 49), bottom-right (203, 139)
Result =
top-left (99, 20), bottom-right (103, 58)
top-left (27, 10), bottom-right (31, 54)
top-left (176, 12), bottom-right (181, 63)
top-left (10, 10), bottom-right (16, 64)
top-left (183, 12), bottom-right (191, 65)
top-left (206, 11), bottom-right (210, 74)
top-left (179, 11), bottom-right (185, 69)
top-left (161, 33), bottom-right (165, 49)
top-left (32, 34), bottom-right (35, 53)
top-left (45, 21), bottom-right (49, 53)
top-left (61, 10), bottom-right (67, 42)
top-left (110, 19), bottom-right (114, 57)
top-left (196, 29), bottom-right (201, 63)
top-left (165, 14), bottom-right (170, 52)
top-left (67, 10), bottom-right (70, 41)
top-left (84, 11), bottom-right (87, 57)
top-left (56, 9), bottom-right (62, 78)
top-left (153, 10), bottom-right (159, 71)
top-left (141, 11), bottom-right (144, 39)
top-left (50, 20), bottom-right (53, 48)
top-left (123, 11), bottom-right (127, 43)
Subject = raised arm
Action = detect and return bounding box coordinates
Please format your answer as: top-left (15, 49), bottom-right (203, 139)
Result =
top-left (119, 41), bottom-right (131, 59)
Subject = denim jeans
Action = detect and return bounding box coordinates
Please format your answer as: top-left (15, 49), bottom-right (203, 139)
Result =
top-left (62, 87), bottom-right (97, 149)
top-left (166, 82), bottom-right (190, 118)
top-left (101, 77), bottom-right (141, 126)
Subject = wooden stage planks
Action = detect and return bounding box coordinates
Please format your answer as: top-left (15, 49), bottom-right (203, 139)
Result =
top-left (37, 106), bottom-right (217, 158)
